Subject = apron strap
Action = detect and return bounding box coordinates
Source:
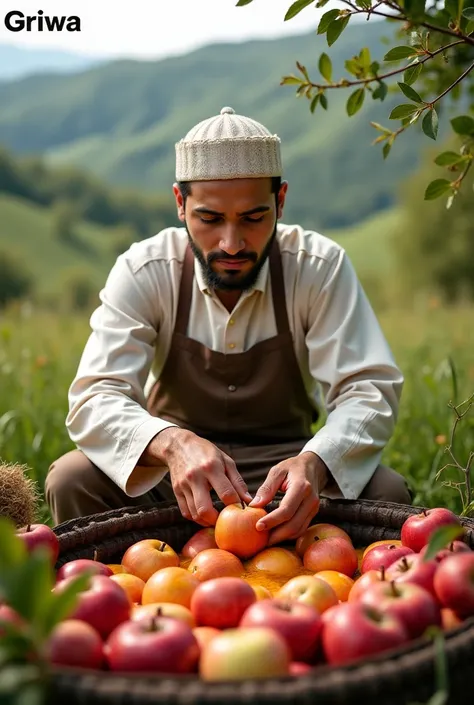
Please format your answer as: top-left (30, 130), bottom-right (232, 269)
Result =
top-left (175, 238), bottom-right (290, 336)
top-left (174, 244), bottom-right (195, 336)
top-left (269, 238), bottom-right (290, 336)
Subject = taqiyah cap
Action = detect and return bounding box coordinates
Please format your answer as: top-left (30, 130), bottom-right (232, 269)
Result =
top-left (175, 106), bottom-right (282, 181)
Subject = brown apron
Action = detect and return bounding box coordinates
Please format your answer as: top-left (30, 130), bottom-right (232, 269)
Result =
top-left (146, 238), bottom-right (319, 497)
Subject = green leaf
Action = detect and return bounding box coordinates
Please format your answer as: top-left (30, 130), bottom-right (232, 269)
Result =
top-left (327, 15), bottom-right (350, 46)
top-left (384, 45), bottom-right (418, 61)
top-left (310, 94), bottom-right (320, 113)
top-left (39, 572), bottom-right (90, 635)
top-left (359, 47), bottom-right (371, 70)
top-left (462, 7), bottom-right (474, 19)
top-left (370, 61), bottom-right (380, 75)
top-left (445, 0), bottom-right (462, 21)
top-left (398, 82), bottom-right (424, 103)
top-left (451, 115), bottom-right (474, 136)
top-left (285, 0), bottom-right (316, 20)
top-left (344, 58), bottom-right (360, 76)
top-left (0, 548), bottom-right (55, 627)
top-left (281, 75), bottom-right (304, 85)
top-left (346, 88), bottom-right (365, 116)
top-left (319, 52), bottom-right (332, 81)
top-left (373, 82), bottom-right (388, 101)
top-left (404, 61), bottom-right (423, 86)
top-left (317, 9), bottom-right (340, 33)
top-left (383, 143), bottom-right (392, 159)
top-left (466, 19), bottom-right (474, 32)
top-left (236, 0), bottom-right (254, 5)
top-left (0, 518), bottom-right (28, 573)
top-left (434, 151), bottom-right (464, 166)
top-left (320, 93), bottom-right (328, 110)
top-left (422, 524), bottom-right (465, 560)
top-left (404, 0), bottom-right (427, 20)
top-left (424, 179), bottom-right (452, 200)
top-left (316, 0), bottom-right (331, 7)
top-left (422, 108), bottom-right (439, 140)
top-left (389, 103), bottom-right (420, 120)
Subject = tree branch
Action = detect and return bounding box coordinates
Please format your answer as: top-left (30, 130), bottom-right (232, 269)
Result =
top-left (431, 60), bottom-right (474, 105)
top-left (303, 39), bottom-right (464, 91)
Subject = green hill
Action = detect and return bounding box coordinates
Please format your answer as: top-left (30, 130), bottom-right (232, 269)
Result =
top-left (0, 190), bottom-right (399, 301)
top-left (0, 20), bottom-right (438, 229)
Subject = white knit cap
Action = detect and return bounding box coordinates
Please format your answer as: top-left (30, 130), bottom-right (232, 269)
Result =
top-left (175, 107), bottom-right (282, 181)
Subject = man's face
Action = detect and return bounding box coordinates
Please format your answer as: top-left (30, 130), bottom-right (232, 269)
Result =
top-left (173, 178), bottom-right (287, 292)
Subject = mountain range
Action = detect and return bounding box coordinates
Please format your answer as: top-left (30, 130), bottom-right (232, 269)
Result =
top-left (0, 20), bottom-right (437, 230)
top-left (0, 43), bottom-right (102, 80)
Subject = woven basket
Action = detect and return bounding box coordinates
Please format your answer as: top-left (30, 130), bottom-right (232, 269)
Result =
top-left (49, 498), bottom-right (474, 705)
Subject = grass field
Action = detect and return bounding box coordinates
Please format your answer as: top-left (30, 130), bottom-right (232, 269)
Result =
top-left (1, 301), bottom-right (473, 526)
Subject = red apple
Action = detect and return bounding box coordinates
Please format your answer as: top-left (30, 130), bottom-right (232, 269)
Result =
top-left (199, 627), bottom-right (290, 681)
top-left (16, 523), bottom-right (59, 565)
top-left (190, 576), bottom-right (256, 629)
top-left (56, 574), bottom-right (130, 639)
top-left (105, 613), bottom-right (200, 673)
top-left (240, 598), bottom-right (322, 663)
top-left (214, 502), bottom-right (269, 559)
top-left (441, 608), bottom-right (464, 630)
top-left (181, 528), bottom-right (218, 559)
top-left (361, 544), bottom-right (414, 574)
top-left (45, 619), bottom-right (104, 669)
top-left (385, 553), bottom-right (438, 598)
top-left (289, 661), bottom-right (314, 676)
top-left (303, 537), bottom-right (358, 577)
top-left (401, 508), bottom-right (463, 553)
top-left (433, 553), bottom-right (474, 617)
top-left (348, 568), bottom-right (387, 602)
top-left (56, 552), bottom-right (113, 582)
top-left (419, 540), bottom-right (471, 563)
top-left (321, 601), bottom-right (408, 665)
top-left (359, 580), bottom-right (441, 639)
top-left (187, 548), bottom-right (243, 582)
top-left (295, 523), bottom-right (352, 558)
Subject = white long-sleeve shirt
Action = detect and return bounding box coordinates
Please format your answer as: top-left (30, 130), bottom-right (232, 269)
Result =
top-left (66, 222), bottom-right (403, 499)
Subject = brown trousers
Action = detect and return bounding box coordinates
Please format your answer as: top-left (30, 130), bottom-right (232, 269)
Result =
top-left (45, 449), bottom-right (412, 525)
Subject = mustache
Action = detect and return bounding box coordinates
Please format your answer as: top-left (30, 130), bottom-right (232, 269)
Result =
top-left (207, 252), bottom-right (258, 264)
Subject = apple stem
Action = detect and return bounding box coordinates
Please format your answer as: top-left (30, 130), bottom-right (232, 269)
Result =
top-left (380, 566), bottom-right (386, 581)
top-left (401, 557), bottom-right (410, 571)
top-left (390, 580), bottom-right (400, 597)
top-left (241, 501), bottom-right (246, 510)
top-left (449, 542), bottom-right (454, 551)
top-left (27, 525), bottom-right (31, 532)
top-left (93, 550), bottom-right (98, 562)
top-left (159, 543), bottom-right (166, 553)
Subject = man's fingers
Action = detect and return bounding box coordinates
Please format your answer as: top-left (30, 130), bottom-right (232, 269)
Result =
top-left (267, 494), bottom-right (319, 546)
top-left (256, 478), bottom-right (305, 531)
top-left (249, 465), bottom-right (286, 510)
top-left (191, 481), bottom-right (219, 526)
top-left (174, 488), bottom-right (192, 522)
top-left (223, 456), bottom-right (252, 504)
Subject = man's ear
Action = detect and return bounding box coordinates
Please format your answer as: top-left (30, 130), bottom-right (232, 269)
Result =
top-left (173, 183), bottom-right (185, 222)
top-left (277, 181), bottom-right (288, 219)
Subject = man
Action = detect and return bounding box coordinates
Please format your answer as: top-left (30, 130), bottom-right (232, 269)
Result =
top-left (46, 106), bottom-right (411, 541)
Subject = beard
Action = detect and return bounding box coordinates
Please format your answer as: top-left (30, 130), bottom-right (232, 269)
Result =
top-left (185, 221), bottom-right (277, 293)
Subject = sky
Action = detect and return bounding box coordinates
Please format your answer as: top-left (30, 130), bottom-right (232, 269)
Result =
top-left (0, 0), bottom-right (342, 59)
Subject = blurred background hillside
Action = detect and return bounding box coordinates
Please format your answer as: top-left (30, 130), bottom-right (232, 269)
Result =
top-left (0, 1), bottom-right (473, 520)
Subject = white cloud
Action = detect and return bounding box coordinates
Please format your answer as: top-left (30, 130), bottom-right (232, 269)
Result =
top-left (0, 0), bottom-right (339, 58)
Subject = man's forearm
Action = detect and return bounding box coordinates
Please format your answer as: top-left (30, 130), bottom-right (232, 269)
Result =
top-left (138, 426), bottom-right (195, 466)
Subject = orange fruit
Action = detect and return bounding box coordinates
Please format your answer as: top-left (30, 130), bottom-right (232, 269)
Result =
top-left (314, 570), bottom-right (354, 602)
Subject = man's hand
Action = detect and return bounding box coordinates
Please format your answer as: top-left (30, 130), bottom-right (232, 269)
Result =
top-left (248, 452), bottom-right (328, 546)
top-left (143, 428), bottom-right (252, 526)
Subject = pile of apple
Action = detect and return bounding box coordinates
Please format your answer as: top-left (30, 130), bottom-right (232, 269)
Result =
top-left (4, 505), bottom-right (474, 682)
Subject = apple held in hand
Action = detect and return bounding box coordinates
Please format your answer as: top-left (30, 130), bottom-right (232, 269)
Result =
top-left (359, 580), bottom-right (441, 639)
top-left (200, 627), bottom-right (290, 681)
top-left (56, 574), bottom-right (130, 639)
top-left (361, 544), bottom-right (414, 574)
top-left (121, 539), bottom-right (180, 582)
top-left (401, 508), bottom-right (463, 553)
top-left (16, 523), bottom-right (59, 565)
top-left (295, 523), bottom-right (352, 558)
top-left (385, 554), bottom-right (438, 598)
top-left (240, 598), bottom-right (322, 663)
top-left (321, 602), bottom-right (408, 666)
top-left (45, 619), bottom-right (104, 670)
top-left (181, 528), bottom-right (218, 559)
top-left (105, 613), bottom-right (200, 674)
top-left (214, 502), bottom-right (269, 559)
top-left (191, 576), bottom-right (256, 629)
top-left (303, 537), bottom-right (358, 577)
top-left (433, 553), bottom-right (474, 617)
